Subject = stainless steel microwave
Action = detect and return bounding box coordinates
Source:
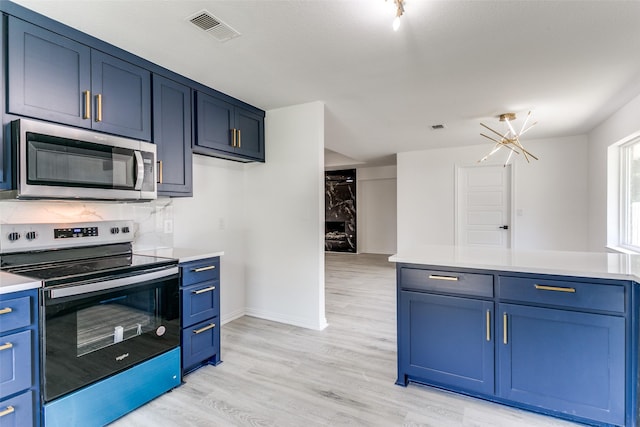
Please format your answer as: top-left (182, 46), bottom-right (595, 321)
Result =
top-left (4, 119), bottom-right (156, 201)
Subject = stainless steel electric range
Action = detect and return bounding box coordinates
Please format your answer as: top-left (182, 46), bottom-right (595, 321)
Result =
top-left (0, 220), bottom-right (181, 426)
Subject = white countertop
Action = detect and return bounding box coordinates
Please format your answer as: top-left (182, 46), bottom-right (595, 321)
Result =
top-left (0, 271), bottom-right (41, 295)
top-left (136, 247), bottom-right (224, 264)
top-left (389, 245), bottom-right (640, 282)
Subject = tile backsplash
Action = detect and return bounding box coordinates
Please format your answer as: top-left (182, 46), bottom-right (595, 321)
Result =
top-left (0, 198), bottom-right (174, 250)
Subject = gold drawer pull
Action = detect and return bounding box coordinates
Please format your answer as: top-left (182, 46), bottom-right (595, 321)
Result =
top-left (428, 275), bottom-right (458, 281)
top-left (534, 284), bottom-right (576, 293)
top-left (192, 265), bottom-right (216, 273)
top-left (193, 323), bottom-right (216, 334)
top-left (0, 406), bottom-right (15, 417)
top-left (486, 310), bottom-right (491, 342)
top-left (192, 286), bottom-right (216, 295)
top-left (503, 313), bottom-right (508, 344)
top-left (0, 342), bottom-right (13, 352)
top-left (0, 307), bottom-right (12, 315)
top-left (95, 93), bottom-right (103, 122)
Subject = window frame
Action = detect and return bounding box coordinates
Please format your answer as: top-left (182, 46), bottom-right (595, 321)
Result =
top-left (619, 136), bottom-right (640, 252)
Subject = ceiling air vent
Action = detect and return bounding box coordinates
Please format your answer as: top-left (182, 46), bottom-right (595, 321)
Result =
top-left (431, 124), bottom-right (446, 130)
top-left (187, 10), bottom-right (240, 42)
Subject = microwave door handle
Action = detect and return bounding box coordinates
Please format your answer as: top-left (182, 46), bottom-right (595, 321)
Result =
top-left (133, 150), bottom-right (144, 190)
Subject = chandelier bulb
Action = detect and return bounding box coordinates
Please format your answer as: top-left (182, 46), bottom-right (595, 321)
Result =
top-left (393, 16), bottom-right (401, 31)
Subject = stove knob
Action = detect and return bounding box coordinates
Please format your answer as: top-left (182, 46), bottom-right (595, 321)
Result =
top-left (110, 227), bottom-right (120, 234)
top-left (122, 226), bottom-right (130, 233)
top-left (25, 231), bottom-right (37, 241)
top-left (7, 232), bottom-right (20, 242)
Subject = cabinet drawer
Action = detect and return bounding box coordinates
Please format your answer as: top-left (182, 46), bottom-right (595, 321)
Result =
top-left (182, 317), bottom-right (219, 371)
top-left (0, 330), bottom-right (32, 398)
top-left (181, 280), bottom-right (219, 328)
top-left (181, 258), bottom-right (220, 286)
top-left (498, 276), bottom-right (625, 313)
top-left (400, 267), bottom-right (493, 298)
top-left (0, 390), bottom-right (34, 427)
top-left (0, 296), bottom-right (31, 335)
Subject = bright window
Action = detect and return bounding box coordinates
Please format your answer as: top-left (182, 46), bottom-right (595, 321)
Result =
top-left (620, 137), bottom-right (640, 250)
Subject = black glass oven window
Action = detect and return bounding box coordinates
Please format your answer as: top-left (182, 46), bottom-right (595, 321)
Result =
top-left (26, 133), bottom-right (135, 189)
top-left (42, 276), bottom-right (179, 402)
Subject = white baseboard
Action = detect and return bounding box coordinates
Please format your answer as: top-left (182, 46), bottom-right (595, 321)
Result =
top-left (221, 308), bottom-right (245, 325)
top-left (244, 307), bottom-right (328, 331)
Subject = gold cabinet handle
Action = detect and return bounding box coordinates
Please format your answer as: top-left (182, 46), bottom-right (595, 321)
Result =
top-left (0, 406), bottom-right (15, 418)
top-left (95, 93), bottom-right (103, 122)
top-left (83, 90), bottom-right (91, 119)
top-left (0, 307), bottom-right (12, 315)
top-left (428, 275), bottom-right (458, 281)
top-left (0, 342), bottom-right (13, 352)
top-left (237, 129), bottom-right (241, 148)
top-left (157, 160), bottom-right (163, 184)
top-left (193, 323), bottom-right (215, 334)
top-left (192, 265), bottom-right (216, 273)
top-left (503, 313), bottom-right (508, 344)
top-left (486, 310), bottom-right (491, 342)
top-left (534, 284), bottom-right (576, 293)
top-left (192, 286), bottom-right (216, 295)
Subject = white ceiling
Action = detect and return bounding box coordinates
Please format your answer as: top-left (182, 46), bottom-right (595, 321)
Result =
top-left (12, 0), bottom-right (640, 167)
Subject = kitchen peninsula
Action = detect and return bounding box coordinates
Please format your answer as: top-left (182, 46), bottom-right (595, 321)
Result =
top-left (390, 246), bottom-right (640, 427)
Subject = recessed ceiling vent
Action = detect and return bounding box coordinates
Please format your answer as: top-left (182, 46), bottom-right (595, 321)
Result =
top-left (187, 10), bottom-right (241, 42)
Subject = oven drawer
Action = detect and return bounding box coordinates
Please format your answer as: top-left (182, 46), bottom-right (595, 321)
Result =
top-left (182, 317), bottom-right (219, 372)
top-left (498, 276), bottom-right (625, 313)
top-left (0, 390), bottom-right (34, 427)
top-left (0, 330), bottom-right (32, 399)
top-left (0, 295), bottom-right (32, 335)
top-left (181, 257), bottom-right (220, 286)
top-left (181, 280), bottom-right (219, 328)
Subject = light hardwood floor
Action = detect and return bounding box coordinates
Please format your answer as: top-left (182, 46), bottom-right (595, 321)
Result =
top-left (112, 253), bottom-right (579, 426)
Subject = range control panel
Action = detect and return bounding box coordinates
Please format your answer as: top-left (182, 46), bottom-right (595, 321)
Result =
top-left (0, 220), bottom-right (134, 254)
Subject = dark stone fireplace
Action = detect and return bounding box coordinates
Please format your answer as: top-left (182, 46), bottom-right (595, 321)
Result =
top-left (325, 169), bottom-right (356, 253)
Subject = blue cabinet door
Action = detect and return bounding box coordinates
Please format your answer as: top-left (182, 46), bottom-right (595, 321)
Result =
top-left (195, 92), bottom-right (235, 154)
top-left (91, 51), bottom-right (151, 141)
top-left (181, 280), bottom-right (219, 328)
top-left (234, 107), bottom-right (265, 161)
top-left (398, 291), bottom-right (494, 395)
top-left (181, 317), bottom-right (220, 373)
top-left (7, 17), bottom-right (91, 128)
top-left (0, 390), bottom-right (34, 427)
top-left (498, 303), bottom-right (625, 426)
top-left (153, 74), bottom-right (193, 196)
top-left (0, 330), bottom-right (32, 399)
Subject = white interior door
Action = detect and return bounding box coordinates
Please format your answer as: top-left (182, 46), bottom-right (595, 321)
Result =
top-left (456, 165), bottom-right (511, 248)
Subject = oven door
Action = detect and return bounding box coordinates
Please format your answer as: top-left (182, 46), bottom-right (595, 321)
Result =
top-left (41, 266), bottom-right (179, 402)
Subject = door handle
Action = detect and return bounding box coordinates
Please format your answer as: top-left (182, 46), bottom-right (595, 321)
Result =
top-left (499, 225), bottom-right (509, 230)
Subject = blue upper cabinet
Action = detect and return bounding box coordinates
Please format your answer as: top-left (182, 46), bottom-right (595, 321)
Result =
top-left (194, 91), bottom-right (265, 162)
top-left (91, 51), bottom-right (151, 140)
top-left (152, 74), bottom-right (193, 197)
top-left (7, 17), bottom-right (151, 141)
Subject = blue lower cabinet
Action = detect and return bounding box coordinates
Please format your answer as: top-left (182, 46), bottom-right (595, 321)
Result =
top-left (398, 291), bottom-right (494, 395)
top-left (498, 303), bottom-right (625, 426)
top-left (44, 347), bottom-right (181, 427)
top-left (182, 317), bottom-right (220, 373)
top-left (0, 390), bottom-right (34, 427)
top-left (181, 280), bottom-right (219, 328)
top-left (0, 330), bottom-right (31, 398)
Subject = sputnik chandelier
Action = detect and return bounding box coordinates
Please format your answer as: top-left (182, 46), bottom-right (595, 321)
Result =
top-left (387, 0), bottom-right (405, 31)
top-left (478, 111), bottom-right (538, 166)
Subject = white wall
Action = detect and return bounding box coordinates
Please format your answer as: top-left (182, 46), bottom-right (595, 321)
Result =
top-left (172, 155), bottom-right (246, 324)
top-left (357, 165), bottom-right (397, 254)
top-left (397, 136), bottom-right (589, 252)
top-left (588, 92), bottom-right (640, 251)
top-left (243, 101), bottom-right (327, 330)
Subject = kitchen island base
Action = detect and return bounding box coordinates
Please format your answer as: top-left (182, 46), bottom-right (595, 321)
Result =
top-left (395, 262), bottom-right (637, 427)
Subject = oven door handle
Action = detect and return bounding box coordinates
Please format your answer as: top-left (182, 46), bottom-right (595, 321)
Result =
top-left (48, 266), bottom-right (179, 299)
